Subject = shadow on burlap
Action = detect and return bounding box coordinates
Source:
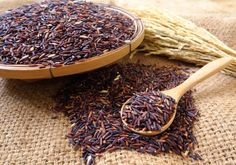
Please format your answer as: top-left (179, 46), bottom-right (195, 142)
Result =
top-left (0, 0), bottom-right (236, 164)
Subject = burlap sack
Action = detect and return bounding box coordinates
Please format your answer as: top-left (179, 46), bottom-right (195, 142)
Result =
top-left (0, 0), bottom-right (235, 164)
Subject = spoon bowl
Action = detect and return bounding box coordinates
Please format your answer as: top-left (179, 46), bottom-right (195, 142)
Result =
top-left (121, 57), bottom-right (234, 136)
top-left (121, 97), bottom-right (176, 136)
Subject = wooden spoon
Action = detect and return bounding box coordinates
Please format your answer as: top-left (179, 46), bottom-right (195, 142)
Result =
top-left (121, 57), bottom-right (234, 136)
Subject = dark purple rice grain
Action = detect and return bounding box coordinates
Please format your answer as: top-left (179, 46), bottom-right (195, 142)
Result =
top-left (0, 0), bottom-right (135, 66)
top-left (122, 91), bottom-right (176, 131)
top-left (53, 63), bottom-right (202, 164)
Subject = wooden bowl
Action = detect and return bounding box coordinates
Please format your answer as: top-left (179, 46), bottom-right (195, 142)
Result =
top-left (0, 4), bottom-right (144, 79)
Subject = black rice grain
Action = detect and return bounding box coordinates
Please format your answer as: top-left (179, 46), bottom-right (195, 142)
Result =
top-left (0, 0), bottom-right (135, 66)
top-left (122, 91), bottom-right (176, 131)
top-left (53, 63), bottom-right (201, 165)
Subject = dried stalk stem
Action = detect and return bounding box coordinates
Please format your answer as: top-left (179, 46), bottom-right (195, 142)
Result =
top-left (128, 8), bottom-right (236, 76)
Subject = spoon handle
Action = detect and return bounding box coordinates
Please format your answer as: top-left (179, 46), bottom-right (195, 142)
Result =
top-left (175, 57), bottom-right (234, 99)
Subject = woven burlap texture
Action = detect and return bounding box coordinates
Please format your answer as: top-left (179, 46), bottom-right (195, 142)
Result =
top-left (0, 0), bottom-right (236, 164)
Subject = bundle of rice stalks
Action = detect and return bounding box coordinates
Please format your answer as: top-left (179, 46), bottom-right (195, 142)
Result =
top-left (128, 8), bottom-right (236, 77)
